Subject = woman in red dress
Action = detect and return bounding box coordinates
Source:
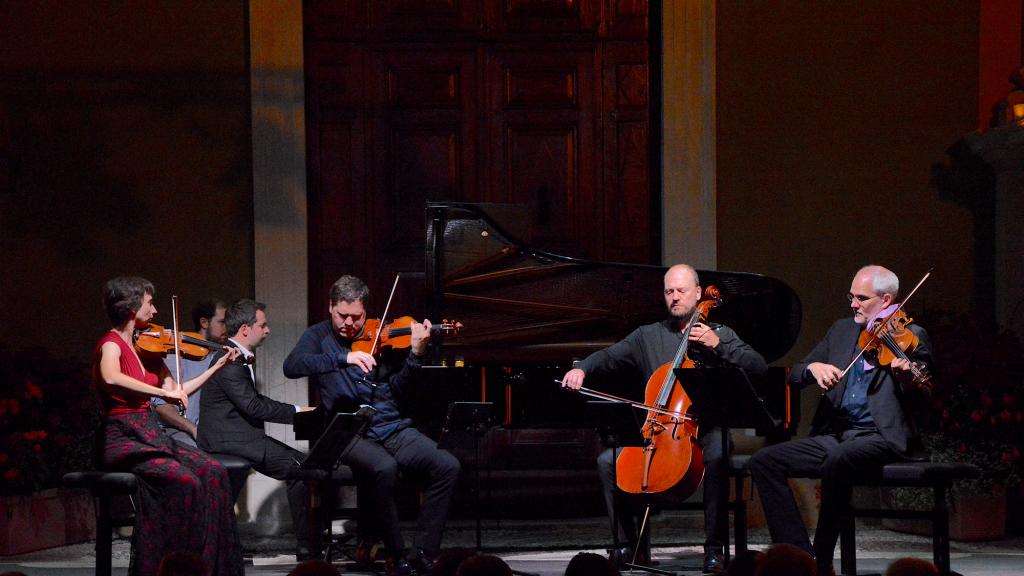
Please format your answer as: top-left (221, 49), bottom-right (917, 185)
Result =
top-left (93, 276), bottom-right (244, 576)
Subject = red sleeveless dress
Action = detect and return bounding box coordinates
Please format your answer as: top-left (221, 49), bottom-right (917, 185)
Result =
top-left (93, 332), bottom-right (242, 576)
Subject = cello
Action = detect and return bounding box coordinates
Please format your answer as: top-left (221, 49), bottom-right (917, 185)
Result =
top-left (614, 285), bottom-right (722, 498)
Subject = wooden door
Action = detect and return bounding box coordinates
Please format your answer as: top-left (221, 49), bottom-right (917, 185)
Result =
top-left (304, 0), bottom-right (653, 317)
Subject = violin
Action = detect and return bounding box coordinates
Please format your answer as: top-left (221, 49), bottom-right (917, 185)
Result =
top-left (351, 316), bottom-right (463, 356)
top-left (614, 285), bottom-right (722, 498)
top-left (134, 323), bottom-right (251, 364)
top-left (858, 308), bottom-right (931, 387)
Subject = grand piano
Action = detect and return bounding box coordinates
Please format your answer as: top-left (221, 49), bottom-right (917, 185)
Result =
top-left (423, 202), bottom-right (801, 515)
top-left (299, 202), bottom-right (803, 517)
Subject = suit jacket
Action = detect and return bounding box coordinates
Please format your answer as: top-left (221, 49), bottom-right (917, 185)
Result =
top-left (198, 341), bottom-right (296, 461)
top-left (789, 318), bottom-right (932, 455)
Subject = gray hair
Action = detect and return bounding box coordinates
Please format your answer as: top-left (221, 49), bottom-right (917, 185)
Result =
top-left (857, 265), bottom-right (899, 298)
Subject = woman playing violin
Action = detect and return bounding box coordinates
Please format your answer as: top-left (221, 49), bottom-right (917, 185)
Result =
top-left (93, 276), bottom-right (243, 576)
top-left (283, 275), bottom-right (460, 575)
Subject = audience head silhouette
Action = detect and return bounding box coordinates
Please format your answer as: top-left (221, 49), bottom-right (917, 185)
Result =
top-left (564, 551), bottom-right (621, 576)
top-left (754, 544), bottom-right (816, 576)
top-left (157, 552), bottom-right (207, 576)
top-left (884, 557), bottom-right (938, 576)
top-left (455, 553), bottom-right (513, 576)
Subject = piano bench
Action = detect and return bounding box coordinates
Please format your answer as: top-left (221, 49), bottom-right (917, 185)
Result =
top-left (207, 452), bottom-right (253, 502)
top-left (63, 471), bottom-right (139, 576)
top-left (838, 461), bottom-right (980, 576)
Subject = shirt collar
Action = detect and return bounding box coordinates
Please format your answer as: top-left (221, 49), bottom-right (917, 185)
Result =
top-left (228, 338), bottom-right (254, 359)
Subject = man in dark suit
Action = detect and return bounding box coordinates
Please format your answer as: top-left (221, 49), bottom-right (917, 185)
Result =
top-left (749, 265), bottom-right (932, 575)
top-left (198, 299), bottom-right (314, 559)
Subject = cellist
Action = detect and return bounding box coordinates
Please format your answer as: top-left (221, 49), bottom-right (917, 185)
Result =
top-left (561, 264), bottom-right (767, 573)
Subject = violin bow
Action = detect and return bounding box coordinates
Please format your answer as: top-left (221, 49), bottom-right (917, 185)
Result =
top-left (554, 380), bottom-right (694, 421)
top-left (838, 269), bottom-right (932, 381)
top-left (370, 273), bottom-right (401, 356)
top-left (170, 295), bottom-right (186, 415)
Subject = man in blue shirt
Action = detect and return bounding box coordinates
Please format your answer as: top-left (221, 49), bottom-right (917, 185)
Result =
top-left (284, 275), bottom-right (460, 576)
top-left (153, 299), bottom-right (227, 447)
top-left (749, 265), bottom-right (932, 575)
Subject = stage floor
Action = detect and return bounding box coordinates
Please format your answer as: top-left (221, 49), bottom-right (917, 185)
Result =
top-left (3, 518), bottom-right (1023, 575)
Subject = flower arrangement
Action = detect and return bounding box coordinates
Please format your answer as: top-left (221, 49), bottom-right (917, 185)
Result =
top-left (898, 309), bottom-right (1022, 504)
top-left (0, 344), bottom-right (100, 495)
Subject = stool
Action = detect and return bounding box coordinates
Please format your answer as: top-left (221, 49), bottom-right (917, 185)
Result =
top-left (839, 461), bottom-right (981, 576)
top-left (290, 465), bottom-right (361, 562)
top-left (62, 471), bottom-right (138, 576)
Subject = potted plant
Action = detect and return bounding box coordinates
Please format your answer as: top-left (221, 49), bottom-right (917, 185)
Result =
top-left (887, 310), bottom-right (1022, 540)
top-left (0, 344), bottom-right (101, 554)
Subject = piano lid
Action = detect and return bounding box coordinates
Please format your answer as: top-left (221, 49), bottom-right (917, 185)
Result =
top-left (426, 202), bottom-right (801, 364)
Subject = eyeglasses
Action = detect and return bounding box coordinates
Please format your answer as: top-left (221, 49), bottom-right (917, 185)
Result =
top-left (847, 293), bottom-right (879, 303)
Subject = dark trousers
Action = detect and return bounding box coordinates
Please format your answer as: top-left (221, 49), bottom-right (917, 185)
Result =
top-left (747, 429), bottom-right (899, 566)
top-left (249, 437), bottom-right (310, 550)
top-left (343, 426), bottom-right (461, 556)
top-left (598, 426), bottom-right (730, 551)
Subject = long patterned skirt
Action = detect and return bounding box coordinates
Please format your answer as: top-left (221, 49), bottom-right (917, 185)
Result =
top-left (102, 410), bottom-right (243, 576)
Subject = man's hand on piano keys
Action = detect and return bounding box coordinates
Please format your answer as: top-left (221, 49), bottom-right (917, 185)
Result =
top-left (346, 351), bottom-right (377, 373)
top-left (297, 405), bottom-right (317, 412)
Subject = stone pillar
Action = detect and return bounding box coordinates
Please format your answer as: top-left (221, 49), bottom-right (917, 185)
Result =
top-left (243, 0), bottom-right (309, 534)
top-left (661, 0), bottom-right (717, 269)
top-left (965, 124), bottom-right (1024, 337)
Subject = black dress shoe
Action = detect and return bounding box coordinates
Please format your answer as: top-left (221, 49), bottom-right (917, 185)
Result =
top-left (609, 545), bottom-right (650, 567)
top-left (295, 547), bottom-right (317, 562)
top-left (608, 546), bottom-right (633, 568)
top-left (386, 556), bottom-right (417, 576)
top-left (702, 549), bottom-right (725, 574)
top-left (408, 547), bottom-right (435, 574)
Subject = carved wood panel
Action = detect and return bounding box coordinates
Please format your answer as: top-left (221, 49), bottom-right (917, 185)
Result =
top-left (485, 48), bottom-right (597, 257)
top-left (305, 0), bottom-right (652, 317)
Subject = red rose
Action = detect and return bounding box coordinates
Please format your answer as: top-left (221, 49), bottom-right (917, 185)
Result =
top-left (0, 453), bottom-right (8, 464)
top-left (1002, 447), bottom-right (1020, 463)
top-left (971, 409), bottom-right (984, 423)
top-left (3, 468), bottom-right (18, 480)
top-left (32, 444), bottom-right (42, 453)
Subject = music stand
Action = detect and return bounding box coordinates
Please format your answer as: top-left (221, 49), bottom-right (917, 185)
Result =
top-left (672, 367), bottom-right (777, 568)
top-left (299, 409), bottom-right (372, 562)
top-left (301, 410), bottom-right (371, 471)
top-left (586, 401), bottom-right (676, 576)
top-left (439, 402), bottom-right (495, 551)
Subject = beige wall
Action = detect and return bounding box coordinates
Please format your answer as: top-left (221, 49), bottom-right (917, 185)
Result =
top-left (716, 1), bottom-right (979, 371)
